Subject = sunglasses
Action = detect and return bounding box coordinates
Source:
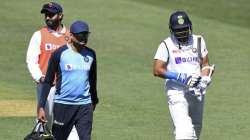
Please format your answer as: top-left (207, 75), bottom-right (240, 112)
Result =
top-left (44, 12), bottom-right (57, 18)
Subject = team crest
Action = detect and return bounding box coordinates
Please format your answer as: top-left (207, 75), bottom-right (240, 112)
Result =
top-left (192, 48), bottom-right (197, 53)
top-left (64, 36), bottom-right (70, 41)
top-left (84, 56), bottom-right (89, 62)
top-left (45, 43), bottom-right (52, 50)
top-left (177, 15), bottom-right (184, 25)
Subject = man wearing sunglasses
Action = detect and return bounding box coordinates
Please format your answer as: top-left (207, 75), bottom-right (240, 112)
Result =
top-left (38, 20), bottom-right (98, 140)
top-left (26, 2), bottom-right (79, 139)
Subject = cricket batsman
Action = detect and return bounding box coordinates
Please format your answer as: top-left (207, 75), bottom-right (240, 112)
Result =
top-left (153, 11), bottom-right (215, 140)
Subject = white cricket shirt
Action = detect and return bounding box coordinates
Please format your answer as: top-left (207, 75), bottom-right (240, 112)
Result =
top-left (154, 35), bottom-right (208, 90)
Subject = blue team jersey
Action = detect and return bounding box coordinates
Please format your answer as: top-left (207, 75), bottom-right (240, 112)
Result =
top-left (39, 44), bottom-right (97, 107)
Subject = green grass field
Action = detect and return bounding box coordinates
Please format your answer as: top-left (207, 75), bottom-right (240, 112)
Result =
top-left (0, 0), bottom-right (249, 139)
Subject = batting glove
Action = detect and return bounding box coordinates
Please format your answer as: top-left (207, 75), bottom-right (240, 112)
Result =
top-left (197, 76), bottom-right (211, 89)
top-left (177, 73), bottom-right (201, 88)
top-left (189, 76), bottom-right (211, 96)
top-left (189, 87), bottom-right (203, 96)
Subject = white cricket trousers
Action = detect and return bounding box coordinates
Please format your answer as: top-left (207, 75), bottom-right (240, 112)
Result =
top-left (36, 83), bottom-right (79, 140)
top-left (167, 90), bottom-right (205, 140)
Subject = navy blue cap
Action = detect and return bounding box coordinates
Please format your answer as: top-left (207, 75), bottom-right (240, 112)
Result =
top-left (70, 20), bottom-right (90, 34)
top-left (169, 11), bottom-right (192, 30)
top-left (41, 2), bottom-right (63, 14)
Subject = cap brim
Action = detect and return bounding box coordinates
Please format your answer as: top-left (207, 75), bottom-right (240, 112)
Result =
top-left (40, 8), bottom-right (58, 14)
top-left (172, 24), bottom-right (189, 30)
top-left (71, 31), bottom-right (91, 34)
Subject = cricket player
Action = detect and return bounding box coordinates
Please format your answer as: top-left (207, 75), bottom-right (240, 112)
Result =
top-left (153, 11), bottom-right (214, 140)
top-left (38, 20), bottom-right (99, 140)
top-left (26, 2), bottom-right (79, 139)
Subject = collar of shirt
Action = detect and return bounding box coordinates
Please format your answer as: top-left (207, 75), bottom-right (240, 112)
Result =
top-left (171, 35), bottom-right (193, 50)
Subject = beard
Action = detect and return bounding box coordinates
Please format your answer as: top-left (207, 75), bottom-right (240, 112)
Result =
top-left (45, 19), bottom-right (60, 30)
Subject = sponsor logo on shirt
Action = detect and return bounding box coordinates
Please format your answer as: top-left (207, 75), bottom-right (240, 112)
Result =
top-left (175, 56), bottom-right (198, 64)
top-left (65, 64), bottom-right (73, 71)
top-left (172, 50), bottom-right (182, 53)
top-left (45, 43), bottom-right (61, 51)
top-left (65, 63), bottom-right (90, 71)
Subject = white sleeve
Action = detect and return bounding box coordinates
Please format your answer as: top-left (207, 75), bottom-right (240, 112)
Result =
top-left (154, 42), bottom-right (169, 62)
top-left (200, 36), bottom-right (208, 58)
top-left (26, 31), bottom-right (43, 82)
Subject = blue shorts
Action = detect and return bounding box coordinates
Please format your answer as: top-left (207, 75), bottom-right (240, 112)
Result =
top-left (52, 103), bottom-right (93, 140)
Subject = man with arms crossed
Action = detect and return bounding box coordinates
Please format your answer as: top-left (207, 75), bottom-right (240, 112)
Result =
top-left (26, 2), bottom-right (79, 139)
top-left (153, 11), bottom-right (214, 140)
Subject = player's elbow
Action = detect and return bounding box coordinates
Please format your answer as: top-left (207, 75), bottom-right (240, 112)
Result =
top-left (153, 69), bottom-right (161, 77)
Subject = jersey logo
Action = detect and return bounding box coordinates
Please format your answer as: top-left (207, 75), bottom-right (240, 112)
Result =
top-left (64, 63), bottom-right (90, 71)
top-left (175, 57), bottom-right (198, 64)
top-left (84, 56), bottom-right (89, 62)
top-left (192, 48), bottom-right (197, 53)
top-left (45, 43), bottom-right (60, 51)
top-left (172, 49), bottom-right (182, 53)
top-left (177, 15), bottom-right (184, 25)
top-left (65, 64), bottom-right (73, 71)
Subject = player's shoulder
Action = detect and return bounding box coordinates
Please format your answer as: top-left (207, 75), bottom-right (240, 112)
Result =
top-left (57, 44), bottom-right (68, 52)
top-left (162, 36), bottom-right (171, 43)
top-left (39, 26), bottom-right (48, 32)
top-left (158, 36), bottom-right (170, 46)
top-left (158, 36), bottom-right (173, 49)
top-left (61, 25), bottom-right (70, 35)
top-left (52, 45), bottom-right (68, 57)
top-left (31, 30), bottom-right (42, 38)
top-left (85, 47), bottom-right (96, 54)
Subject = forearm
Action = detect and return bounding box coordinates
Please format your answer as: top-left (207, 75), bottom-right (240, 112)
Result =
top-left (38, 83), bottom-right (52, 108)
top-left (89, 72), bottom-right (98, 104)
top-left (27, 62), bottom-right (44, 82)
top-left (155, 68), bottom-right (187, 82)
top-left (154, 69), bottom-right (167, 79)
top-left (90, 91), bottom-right (99, 104)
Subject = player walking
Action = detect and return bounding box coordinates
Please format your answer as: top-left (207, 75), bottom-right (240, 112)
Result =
top-left (38, 20), bottom-right (99, 140)
top-left (153, 11), bottom-right (214, 140)
top-left (26, 2), bottom-right (79, 139)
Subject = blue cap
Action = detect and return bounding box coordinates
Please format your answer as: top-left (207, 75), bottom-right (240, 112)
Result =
top-left (70, 20), bottom-right (90, 34)
top-left (41, 2), bottom-right (63, 14)
top-left (169, 11), bottom-right (192, 30)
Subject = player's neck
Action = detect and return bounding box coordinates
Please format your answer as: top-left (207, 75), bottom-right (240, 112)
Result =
top-left (48, 24), bottom-right (63, 32)
top-left (69, 42), bottom-right (85, 53)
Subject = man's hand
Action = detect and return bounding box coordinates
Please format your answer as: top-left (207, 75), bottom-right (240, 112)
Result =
top-left (91, 97), bottom-right (99, 112)
top-left (39, 76), bottom-right (45, 83)
top-left (189, 76), bottom-right (212, 96)
top-left (177, 73), bottom-right (201, 87)
top-left (198, 76), bottom-right (211, 89)
top-left (35, 76), bottom-right (45, 84)
top-left (38, 108), bottom-right (47, 123)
